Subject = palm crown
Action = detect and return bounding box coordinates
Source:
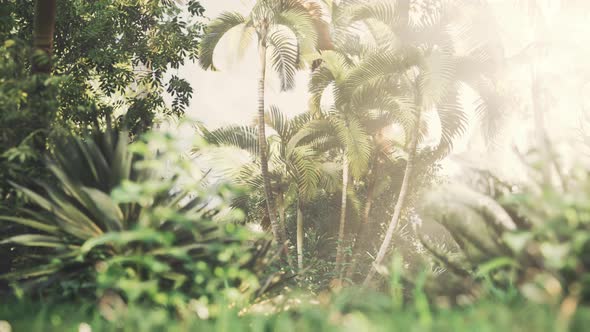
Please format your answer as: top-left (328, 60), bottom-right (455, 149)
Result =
top-left (199, 0), bottom-right (324, 90)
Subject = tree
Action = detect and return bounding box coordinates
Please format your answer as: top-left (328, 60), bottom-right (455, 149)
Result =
top-left (344, 130), bottom-right (409, 280)
top-left (352, 0), bottom-right (506, 286)
top-left (1, 0), bottom-right (206, 200)
top-left (31, 0), bottom-right (57, 74)
top-left (197, 107), bottom-right (339, 270)
top-left (307, 46), bottom-right (419, 272)
top-left (0, 0), bottom-right (206, 285)
top-left (198, 0), bottom-right (324, 246)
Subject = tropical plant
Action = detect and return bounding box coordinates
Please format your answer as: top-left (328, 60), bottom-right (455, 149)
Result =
top-left (198, 0), bottom-right (326, 247)
top-left (417, 159), bottom-right (590, 306)
top-left (197, 107), bottom-right (340, 271)
top-left (4, 0), bottom-right (204, 133)
top-left (306, 43), bottom-right (419, 272)
top-left (340, 0), bottom-right (506, 286)
top-left (0, 127), bottom-right (276, 307)
top-left (0, 0), bottom-right (206, 210)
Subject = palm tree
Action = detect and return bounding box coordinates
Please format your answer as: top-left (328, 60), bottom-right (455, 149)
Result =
top-left (345, 129), bottom-right (409, 280)
top-left (346, 0), bottom-right (506, 286)
top-left (306, 0), bottom-right (437, 272)
top-left (307, 52), bottom-right (370, 268)
top-left (197, 107), bottom-right (339, 270)
top-left (306, 44), bottom-right (422, 270)
top-left (198, 0), bottom-right (323, 246)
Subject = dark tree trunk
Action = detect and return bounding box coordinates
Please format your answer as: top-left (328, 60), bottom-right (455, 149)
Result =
top-left (32, 0), bottom-right (57, 74)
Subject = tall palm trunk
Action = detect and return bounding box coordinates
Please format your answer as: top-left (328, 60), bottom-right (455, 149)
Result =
top-left (257, 39), bottom-right (283, 247)
top-left (363, 105), bottom-right (423, 287)
top-left (345, 159), bottom-right (377, 280)
top-left (335, 153), bottom-right (349, 266)
top-left (32, 0), bottom-right (57, 74)
top-left (296, 199), bottom-right (304, 270)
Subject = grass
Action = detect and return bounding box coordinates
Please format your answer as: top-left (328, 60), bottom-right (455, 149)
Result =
top-left (2, 291), bottom-right (590, 332)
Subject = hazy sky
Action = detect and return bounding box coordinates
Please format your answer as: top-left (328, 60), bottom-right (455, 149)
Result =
top-left (174, 0), bottom-right (590, 181)
top-left (181, 0), bottom-right (310, 128)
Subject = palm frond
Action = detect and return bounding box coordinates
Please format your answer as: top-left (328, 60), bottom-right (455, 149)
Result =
top-left (309, 66), bottom-right (336, 115)
top-left (332, 116), bottom-right (372, 178)
top-left (288, 145), bottom-right (321, 199)
top-left (435, 83), bottom-right (468, 158)
top-left (274, 5), bottom-right (319, 60)
top-left (464, 76), bottom-right (506, 146)
top-left (318, 161), bottom-right (341, 193)
top-left (198, 124), bottom-right (260, 157)
top-left (265, 105), bottom-right (290, 142)
top-left (268, 28), bottom-right (299, 91)
top-left (237, 23), bottom-right (256, 60)
top-left (417, 50), bottom-right (456, 106)
top-left (199, 12), bottom-right (248, 70)
top-left (286, 118), bottom-right (334, 154)
top-left (345, 47), bottom-right (421, 93)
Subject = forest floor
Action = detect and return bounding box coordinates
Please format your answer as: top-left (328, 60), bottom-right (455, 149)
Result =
top-left (2, 295), bottom-right (590, 332)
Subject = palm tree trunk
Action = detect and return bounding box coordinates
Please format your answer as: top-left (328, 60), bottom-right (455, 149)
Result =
top-left (296, 199), bottom-right (304, 270)
top-left (345, 161), bottom-right (377, 280)
top-left (363, 106), bottom-right (422, 287)
top-left (277, 192), bottom-right (287, 239)
top-left (257, 40), bottom-right (283, 247)
top-left (32, 0), bottom-right (57, 74)
top-left (335, 153), bottom-right (349, 266)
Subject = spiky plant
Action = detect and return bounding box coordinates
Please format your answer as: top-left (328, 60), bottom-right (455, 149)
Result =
top-left (199, 0), bottom-right (327, 247)
top-left (0, 128), bottom-right (275, 306)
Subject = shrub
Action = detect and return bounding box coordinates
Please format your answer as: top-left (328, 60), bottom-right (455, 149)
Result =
top-left (416, 163), bottom-right (590, 305)
top-left (0, 126), bottom-right (276, 308)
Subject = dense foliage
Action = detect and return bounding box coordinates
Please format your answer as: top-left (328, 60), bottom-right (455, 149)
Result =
top-left (0, 0), bottom-right (206, 288)
top-left (0, 127), bottom-right (276, 307)
top-left (0, 0), bottom-right (205, 205)
top-left (414, 159), bottom-right (590, 305)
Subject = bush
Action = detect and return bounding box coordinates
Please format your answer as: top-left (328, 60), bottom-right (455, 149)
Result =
top-left (0, 126), bottom-right (276, 308)
top-left (416, 163), bottom-right (590, 306)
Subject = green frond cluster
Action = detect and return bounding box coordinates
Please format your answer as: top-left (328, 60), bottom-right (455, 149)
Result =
top-left (200, 0), bottom-right (325, 91)
top-left (199, 12), bottom-right (247, 71)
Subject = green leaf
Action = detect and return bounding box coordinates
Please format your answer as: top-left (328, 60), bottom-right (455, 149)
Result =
top-left (80, 229), bottom-right (172, 255)
top-left (268, 28), bottom-right (299, 91)
top-left (0, 234), bottom-right (69, 249)
top-left (0, 264), bottom-right (62, 281)
top-left (82, 187), bottom-right (124, 232)
top-left (502, 232), bottom-right (533, 254)
top-left (476, 257), bottom-right (518, 278)
top-left (0, 216), bottom-right (59, 234)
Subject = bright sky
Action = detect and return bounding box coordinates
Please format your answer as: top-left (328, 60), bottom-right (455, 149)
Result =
top-left (172, 0), bottom-right (590, 182)
top-left (180, 0), bottom-right (310, 128)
